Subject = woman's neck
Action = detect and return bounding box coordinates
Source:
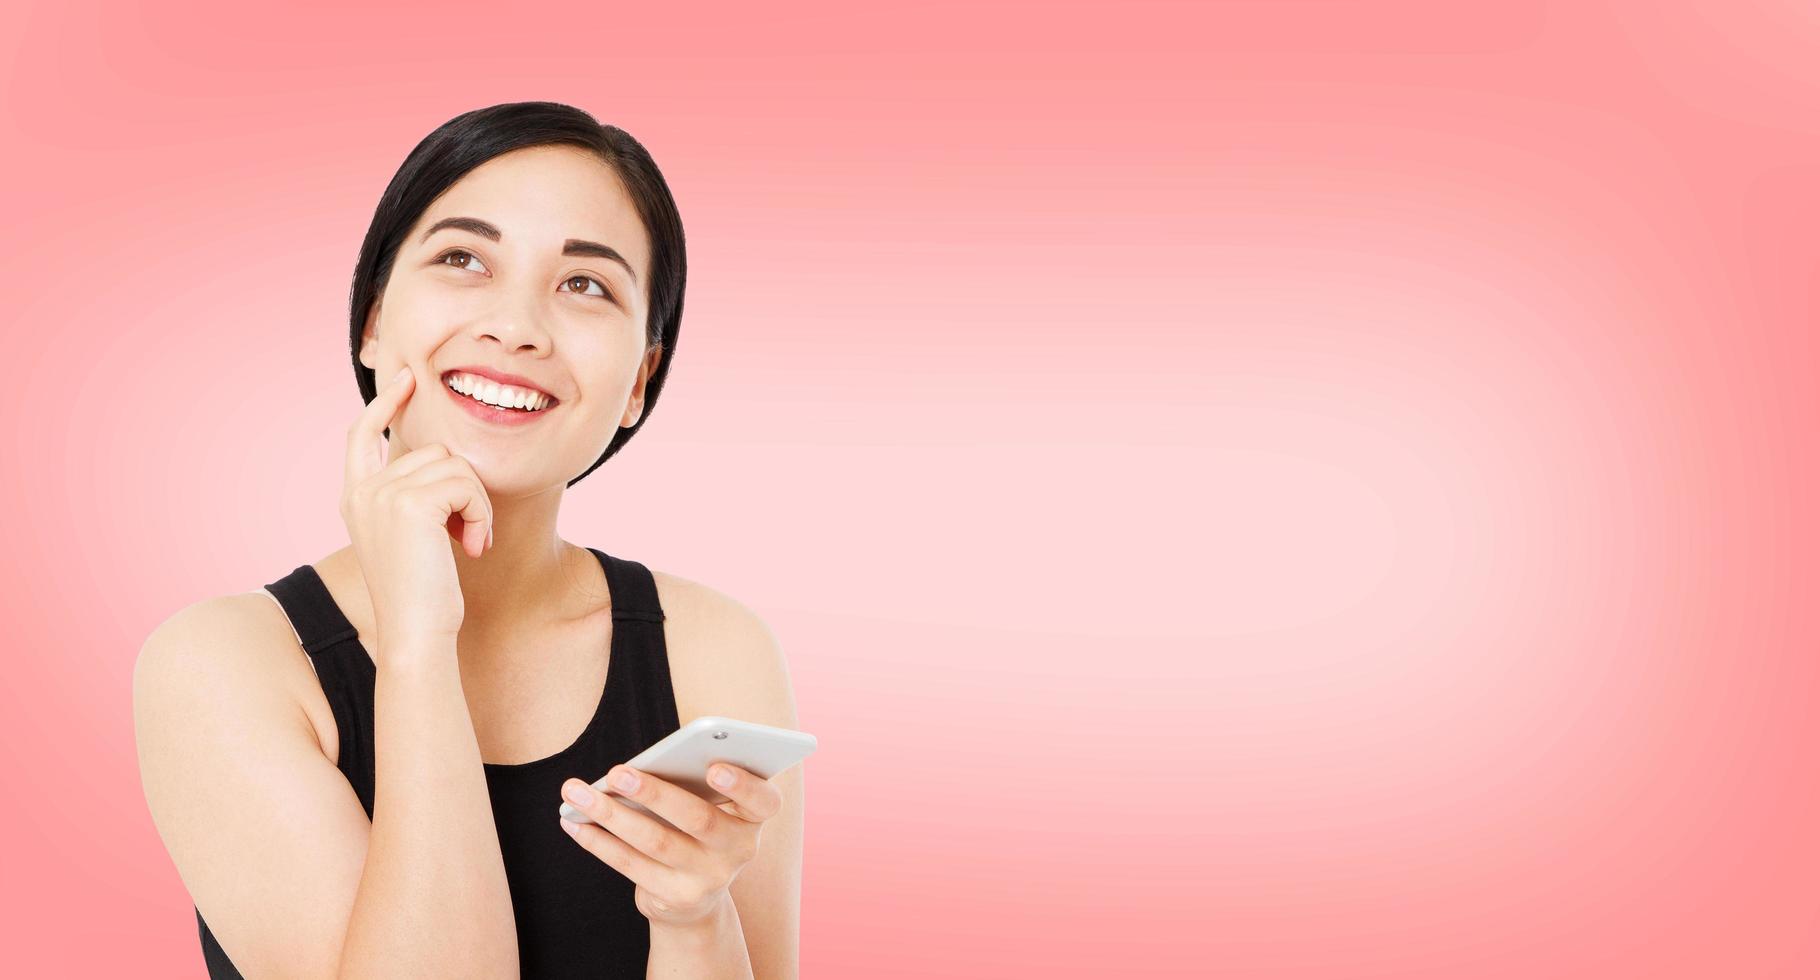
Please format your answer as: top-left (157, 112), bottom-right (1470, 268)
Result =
top-left (320, 488), bottom-right (608, 662)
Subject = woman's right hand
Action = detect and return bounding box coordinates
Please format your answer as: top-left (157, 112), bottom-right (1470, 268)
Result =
top-left (340, 366), bottom-right (495, 656)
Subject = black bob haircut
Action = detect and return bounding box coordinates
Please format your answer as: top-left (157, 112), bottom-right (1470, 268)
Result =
top-left (347, 101), bottom-right (686, 488)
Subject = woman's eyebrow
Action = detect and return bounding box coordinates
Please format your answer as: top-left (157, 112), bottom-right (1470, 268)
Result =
top-left (420, 215), bottom-right (637, 285)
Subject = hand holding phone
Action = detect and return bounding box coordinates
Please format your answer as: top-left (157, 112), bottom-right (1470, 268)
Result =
top-left (558, 716), bottom-right (817, 828)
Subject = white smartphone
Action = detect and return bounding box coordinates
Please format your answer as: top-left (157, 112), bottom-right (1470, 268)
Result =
top-left (557, 715), bottom-right (817, 828)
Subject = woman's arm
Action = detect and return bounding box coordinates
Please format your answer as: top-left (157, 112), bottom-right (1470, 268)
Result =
top-left (136, 595), bottom-right (374, 980)
top-left (647, 893), bottom-right (755, 979)
top-left (339, 637), bottom-right (521, 978)
top-left (647, 595), bottom-right (805, 980)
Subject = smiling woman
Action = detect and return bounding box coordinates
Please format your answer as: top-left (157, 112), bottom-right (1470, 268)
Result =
top-left (349, 103), bottom-right (688, 487)
top-left (134, 101), bottom-right (803, 980)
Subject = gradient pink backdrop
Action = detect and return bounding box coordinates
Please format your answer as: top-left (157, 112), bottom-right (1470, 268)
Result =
top-left (2, 1), bottom-right (1816, 976)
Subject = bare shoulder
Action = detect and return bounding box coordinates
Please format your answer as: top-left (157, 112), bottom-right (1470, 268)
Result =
top-left (135, 592), bottom-right (311, 703)
top-left (648, 568), bottom-right (799, 729)
top-left (137, 590), bottom-right (318, 695)
top-left (133, 591), bottom-right (327, 756)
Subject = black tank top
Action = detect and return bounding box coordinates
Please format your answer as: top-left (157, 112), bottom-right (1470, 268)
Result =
top-left (195, 547), bottom-right (681, 979)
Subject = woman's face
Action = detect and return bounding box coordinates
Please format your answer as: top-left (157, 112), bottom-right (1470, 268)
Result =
top-left (358, 144), bottom-right (659, 498)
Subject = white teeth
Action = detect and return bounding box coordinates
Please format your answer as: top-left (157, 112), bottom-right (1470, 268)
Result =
top-left (445, 372), bottom-right (550, 411)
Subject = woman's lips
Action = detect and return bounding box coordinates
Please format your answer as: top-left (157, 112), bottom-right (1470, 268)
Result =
top-left (441, 375), bottom-right (557, 426)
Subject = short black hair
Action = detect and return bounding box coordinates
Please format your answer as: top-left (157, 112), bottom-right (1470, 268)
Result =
top-left (348, 101), bottom-right (686, 487)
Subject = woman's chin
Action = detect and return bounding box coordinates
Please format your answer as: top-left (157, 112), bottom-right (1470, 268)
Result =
top-left (393, 430), bottom-right (566, 496)
top-left (465, 460), bottom-right (565, 499)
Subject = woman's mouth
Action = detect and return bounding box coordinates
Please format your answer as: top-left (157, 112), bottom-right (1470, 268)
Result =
top-left (441, 371), bottom-right (558, 427)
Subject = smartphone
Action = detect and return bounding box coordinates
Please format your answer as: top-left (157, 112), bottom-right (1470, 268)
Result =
top-left (558, 715), bottom-right (817, 828)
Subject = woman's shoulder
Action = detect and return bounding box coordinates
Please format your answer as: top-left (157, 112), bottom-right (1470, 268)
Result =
top-left (136, 589), bottom-right (310, 682)
top-left (645, 566), bottom-right (781, 651)
top-left (644, 566), bottom-right (798, 728)
top-left (133, 588), bottom-right (327, 748)
top-left (645, 565), bottom-right (747, 617)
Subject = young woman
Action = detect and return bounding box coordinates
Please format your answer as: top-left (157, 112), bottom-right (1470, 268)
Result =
top-left (134, 102), bottom-right (803, 980)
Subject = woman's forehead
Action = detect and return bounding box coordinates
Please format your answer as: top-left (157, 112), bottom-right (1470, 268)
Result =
top-left (421, 148), bottom-right (647, 268)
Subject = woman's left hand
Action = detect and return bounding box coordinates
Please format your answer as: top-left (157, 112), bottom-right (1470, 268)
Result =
top-left (559, 763), bottom-right (782, 927)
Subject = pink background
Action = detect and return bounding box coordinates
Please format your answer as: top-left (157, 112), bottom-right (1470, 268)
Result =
top-left (3, 0), bottom-right (1817, 976)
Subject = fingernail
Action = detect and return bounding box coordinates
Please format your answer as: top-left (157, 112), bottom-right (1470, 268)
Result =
top-left (392, 367), bottom-right (410, 382)
top-left (487, 527), bottom-right (494, 550)
top-left (611, 769), bottom-right (640, 793)
top-left (564, 782), bottom-right (593, 807)
top-left (710, 766), bottom-right (734, 788)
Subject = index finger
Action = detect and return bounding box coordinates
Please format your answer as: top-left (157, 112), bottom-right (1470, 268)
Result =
top-left (345, 366), bottom-right (416, 488)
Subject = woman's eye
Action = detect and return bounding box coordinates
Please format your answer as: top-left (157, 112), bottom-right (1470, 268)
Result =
top-left (437, 248), bottom-right (489, 275)
top-left (436, 249), bottom-right (614, 305)
top-left (562, 274), bottom-right (615, 304)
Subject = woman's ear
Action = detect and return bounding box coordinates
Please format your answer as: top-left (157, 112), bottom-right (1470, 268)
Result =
top-left (621, 345), bottom-right (665, 427)
top-left (357, 304), bottom-right (381, 372)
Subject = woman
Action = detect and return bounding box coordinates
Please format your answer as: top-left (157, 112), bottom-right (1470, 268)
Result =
top-left (133, 102), bottom-right (803, 979)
